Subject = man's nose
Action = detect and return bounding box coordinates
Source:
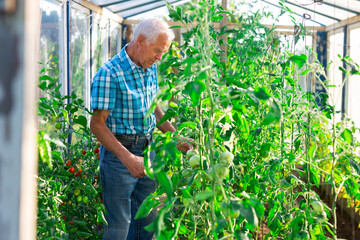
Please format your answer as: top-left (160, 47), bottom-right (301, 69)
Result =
top-left (155, 53), bottom-right (162, 60)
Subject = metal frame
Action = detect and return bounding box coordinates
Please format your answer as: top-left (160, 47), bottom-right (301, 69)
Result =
top-left (284, 0), bottom-right (341, 22)
top-left (260, 0), bottom-right (326, 26)
top-left (322, 1), bottom-right (360, 16)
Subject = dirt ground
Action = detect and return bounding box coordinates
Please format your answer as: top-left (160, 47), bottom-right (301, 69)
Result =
top-left (317, 187), bottom-right (360, 240)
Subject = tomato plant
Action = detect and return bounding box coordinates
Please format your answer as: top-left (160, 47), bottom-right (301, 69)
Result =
top-left (37, 70), bottom-right (106, 239)
top-left (37, 0), bottom-right (360, 239)
top-left (135, 0), bottom-right (360, 239)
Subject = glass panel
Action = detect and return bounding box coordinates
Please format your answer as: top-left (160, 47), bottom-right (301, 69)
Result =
top-left (70, 2), bottom-right (89, 102)
top-left (39, 0), bottom-right (62, 137)
top-left (347, 27), bottom-right (360, 129)
top-left (328, 32), bottom-right (344, 124)
top-left (92, 13), bottom-right (109, 78)
top-left (39, 0), bottom-right (61, 84)
top-left (110, 20), bottom-right (121, 57)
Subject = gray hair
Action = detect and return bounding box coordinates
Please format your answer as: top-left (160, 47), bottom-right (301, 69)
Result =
top-left (132, 18), bottom-right (175, 44)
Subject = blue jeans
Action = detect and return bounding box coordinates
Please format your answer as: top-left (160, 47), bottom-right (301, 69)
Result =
top-left (99, 134), bottom-right (157, 240)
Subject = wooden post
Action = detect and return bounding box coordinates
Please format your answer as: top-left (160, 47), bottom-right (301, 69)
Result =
top-left (220, 0), bottom-right (227, 59)
top-left (0, 0), bottom-right (39, 239)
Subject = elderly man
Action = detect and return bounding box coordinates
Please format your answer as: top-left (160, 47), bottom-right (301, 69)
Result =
top-left (90, 19), bottom-right (191, 240)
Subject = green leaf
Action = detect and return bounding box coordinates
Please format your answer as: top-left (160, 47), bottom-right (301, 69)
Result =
top-left (135, 194), bottom-right (161, 220)
top-left (194, 191), bottom-right (217, 201)
top-left (144, 150), bottom-right (155, 180)
top-left (254, 86), bottom-right (271, 100)
top-left (348, 157), bottom-right (360, 175)
top-left (301, 69), bottom-right (310, 75)
top-left (339, 66), bottom-right (347, 74)
top-left (289, 54), bottom-right (307, 69)
top-left (77, 231), bottom-right (93, 237)
top-left (184, 80), bottom-right (206, 106)
top-left (294, 138), bottom-right (301, 153)
top-left (307, 143), bottom-right (317, 158)
top-left (178, 122), bottom-right (197, 131)
top-left (72, 220), bottom-right (87, 226)
top-left (38, 136), bottom-right (53, 169)
top-left (73, 115), bottom-right (87, 128)
top-left (96, 208), bottom-right (108, 225)
top-left (340, 128), bottom-right (353, 144)
top-left (156, 171), bottom-right (173, 199)
top-left (247, 93), bottom-right (260, 108)
top-left (262, 100), bottom-right (281, 125)
top-left (39, 75), bottom-right (54, 82)
top-left (179, 223), bottom-right (190, 234)
top-left (169, 101), bottom-right (178, 109)
top-left (239, 201), bottom-right (258, 230)
top-left (157, 109), bottom-right (176, 127)
top-left (170, 25), bottom-right (182, 29)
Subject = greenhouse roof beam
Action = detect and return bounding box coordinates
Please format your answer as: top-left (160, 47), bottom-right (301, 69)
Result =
top-left (260, 0), bottom-right (326, 27)
top-left (114, 0), bottom-right (188, 18)
top-left (113, 0), bottom-right (164, 14)
top-left (99, 0), bottom-right (130, 8)
top-left (123, 19), bottom-right (325, 32)
top-left (284, 0), bottom-right (341, 22)
top-left (75, 0), bottom-right (123, 23)
top-left (326, 14), bottom-right (360, 32)
top-left (321, 1), bottom-right (360, 15)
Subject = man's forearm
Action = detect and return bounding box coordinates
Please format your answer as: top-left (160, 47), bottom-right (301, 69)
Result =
top-left (154, 105), bottom-right (176, 133)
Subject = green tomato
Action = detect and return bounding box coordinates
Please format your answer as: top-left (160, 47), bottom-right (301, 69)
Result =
top-left (186, 149), bottom-right (198, 158)
top-left (316, 211), bottom-right (327, 224)
top-left (73, 189), bottom-right (81, 196)
top-left (219, 151), bottom-right (234, 164)
top-left (82, 196), bottom-right (89, 204)
top-left (214, 163), bottom-right (229, 180)
top-left (311, 200), bottom-right (324, 213)
top-left (189, 155), bottom-right (200, 168)
top-left (55, 122), bottom-right (62, 130)
top-left (77, 196), bottom-right (83, 202)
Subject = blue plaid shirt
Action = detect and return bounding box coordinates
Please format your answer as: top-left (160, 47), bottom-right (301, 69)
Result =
top-left (90, 45), bottom-right (159, 135)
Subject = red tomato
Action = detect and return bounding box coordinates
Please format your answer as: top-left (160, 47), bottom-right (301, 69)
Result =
top-left (69, 221), bottom-right (74, 225)
top-left (94, 148), bottom-right (99, 154)
top-left (69, 167), bottom-right (75, 173)
top-left (78, 168), bottom-right (83, 173)
top-left (74, 172), bottom-right (81, 177)
top-left (62, 216), bottom-right (66, 220)
top-left (82, 150), bottom-right (87, 155)
top-left (65, 160), bottom-right (72, 167)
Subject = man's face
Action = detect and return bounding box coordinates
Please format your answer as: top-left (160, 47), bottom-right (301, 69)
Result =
top-left (137, 33), bottom-right (171, 69)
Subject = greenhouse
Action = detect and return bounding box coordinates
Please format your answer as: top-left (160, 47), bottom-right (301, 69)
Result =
top-left (2, 0), bottom-right (360, 239)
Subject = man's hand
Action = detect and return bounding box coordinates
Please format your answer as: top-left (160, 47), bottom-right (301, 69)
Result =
top-left (90, 109), bottom-right (147, 179)
top-left (177, 137), bottom-right (193, 153)
top-left (124, 154), bottom-right (146, 178)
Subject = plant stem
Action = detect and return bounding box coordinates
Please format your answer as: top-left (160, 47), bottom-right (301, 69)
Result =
top-left (331, 106), bottom-right (337, 239)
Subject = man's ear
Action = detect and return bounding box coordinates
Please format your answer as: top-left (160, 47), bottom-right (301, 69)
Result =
top-left (136, 34), bottom-right (146, 46)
